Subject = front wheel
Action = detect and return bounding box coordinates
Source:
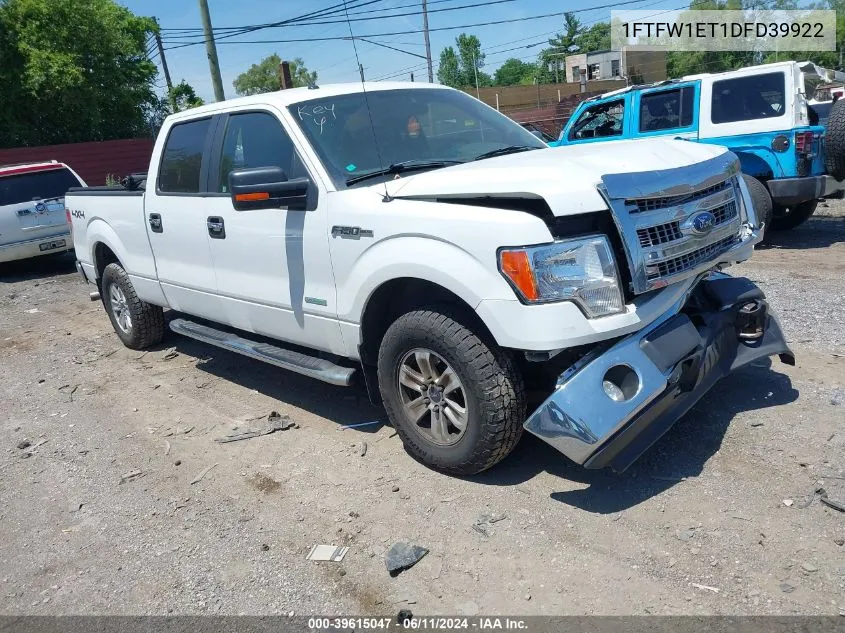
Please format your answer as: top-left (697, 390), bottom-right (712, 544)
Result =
top-left (770, 200), bottom-right (818, 231)
top-left (101, 262), bottom-right (165, 350)
top-left (377, 309), bottom-right (525, 475)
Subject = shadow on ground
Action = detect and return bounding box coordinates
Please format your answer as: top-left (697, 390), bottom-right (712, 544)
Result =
top-left (0, 252), bottom-right (77, 283)
top-left (469, 359), bottom-right (799, 514)
top-left (158, 333), bottom-right (387, 433)
top-left (760, 213), bottom-right (844, 251)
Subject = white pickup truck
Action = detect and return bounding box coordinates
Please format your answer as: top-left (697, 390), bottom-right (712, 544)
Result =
top-left (68, 82), bottom-right (793, 475)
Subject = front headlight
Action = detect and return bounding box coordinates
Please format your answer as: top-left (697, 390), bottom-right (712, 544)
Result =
top-left (498, 235), bottom-right (625, 318)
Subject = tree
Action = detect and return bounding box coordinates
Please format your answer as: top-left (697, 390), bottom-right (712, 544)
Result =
top-left (169, 80), bottom-right (204, 112)
top-left (437, 46), bottom-right (462, 87)
top-left (493, 58), bottom-right (536, 86)
top-left (0, 0), bottom-right (159, 148)
top-left (232, 54), bottom-right (317, 95)
top-left (436, 33), bottom-right (492, 88)
top-left (539, 12), bottom-right (582, 83)
top-left (576, 22), bottom-right (611, 54)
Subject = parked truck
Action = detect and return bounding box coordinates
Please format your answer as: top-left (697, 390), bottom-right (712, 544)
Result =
top-left (67, 82), bottom-right (793, 475)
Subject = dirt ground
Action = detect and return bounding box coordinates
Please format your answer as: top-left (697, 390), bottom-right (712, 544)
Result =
top-left (1, 204), bottom-right (844, 616)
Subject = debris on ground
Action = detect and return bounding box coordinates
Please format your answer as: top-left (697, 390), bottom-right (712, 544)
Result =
top-left (21, 438), bottom-right (48, 457)
top-left (690, 582), bottom-right (719, 593)
top-left (190, 463), bottom-right (218, 485)
top-left (163, 440), bottom-right (171, 456)
top-left (783, 499), bottom-right (794, 507)
top-left (16, 439), bottom-right (31, 450)
top-left (119, 470), bottom-right (144, 484)
top-left (834, 537), bottom-right (844, 546)
top-left (339, 420), bottom-right (383, 431)
top-left (214, 411), bottom-right (295, 443)
top-left (801, 562), bottom-right (819, 573)
top-left (385, 542), bottom-right (428, 576)
top-left (750, 421), bottom-right (765, 427)
top-left (162, 351), bottom-right (179, 361)
top-left (306, 544), bottom-right (349, 562)
top-left (780, 582), bottom-right (796, 593)
top-left (359, 441), bottom-right (368, 457)
top-left (831, 389), bottom-right (844, 406)
top-left (396, 610), bottom-right (413, 624)
top-left (472, 513), bottom-right (507, 537)
top-left (820, 495), bottom-right (845, 512)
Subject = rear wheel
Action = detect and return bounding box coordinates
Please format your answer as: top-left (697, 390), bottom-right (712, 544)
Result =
top-left (741, 174), bottom-right (773, 238)
top-left (377, 308), bottom-right (525, 475)
top-left (101, 262), bottom-right (165, 350)
top-left (770, 200), bottom-right (818, 231)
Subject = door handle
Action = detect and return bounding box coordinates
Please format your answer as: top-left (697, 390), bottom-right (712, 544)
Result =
top-left (148, 213), bottom-right (163, 233)
top-left (207, 216), bottom-right (225, 239)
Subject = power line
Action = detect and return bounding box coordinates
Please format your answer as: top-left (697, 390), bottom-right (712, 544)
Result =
top-left (162, 0), bottom-right (661, 51)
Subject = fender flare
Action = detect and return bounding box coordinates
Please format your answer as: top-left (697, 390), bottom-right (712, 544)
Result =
top-left (85, 218), bottom-right (131, 278)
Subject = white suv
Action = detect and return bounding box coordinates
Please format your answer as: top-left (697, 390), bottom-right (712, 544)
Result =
top-left (0, 161), bottom-right (85, 264)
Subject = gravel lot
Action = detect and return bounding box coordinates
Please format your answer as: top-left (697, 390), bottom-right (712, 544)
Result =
top-left (1, 204), bottom-right (844, 616)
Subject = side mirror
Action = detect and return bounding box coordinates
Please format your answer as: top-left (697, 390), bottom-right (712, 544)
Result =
top-left (229, 166), bottom-right (310, 211)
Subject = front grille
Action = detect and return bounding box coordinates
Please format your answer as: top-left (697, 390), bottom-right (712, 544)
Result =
top-left (636, 200), bottom-right (738, 248)
top-left (627, 179), bottom-right (733, 213)
top-left (637, 222), bottom-right (683, 247)
top-left (647, 235), bottom-right (739, 280)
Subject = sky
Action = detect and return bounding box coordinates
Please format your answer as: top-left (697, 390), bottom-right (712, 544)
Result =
top-left (122, 0), bottom-right (681, 102)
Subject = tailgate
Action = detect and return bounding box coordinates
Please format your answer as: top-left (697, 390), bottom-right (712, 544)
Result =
top-left (0, 197), bottom-right (69, 248)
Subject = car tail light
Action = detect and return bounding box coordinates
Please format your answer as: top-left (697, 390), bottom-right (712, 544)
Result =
top-left (795, 131), bottom-right (814, 155)
top-left (66, 209), bottom-right (72, 224)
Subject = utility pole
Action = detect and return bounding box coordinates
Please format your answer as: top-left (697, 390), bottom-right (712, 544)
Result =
top-left (472, 51), bottom-right (480, 99)
top-left (422, 0), bottom-right (434, 82)
top-left (153, 19), bottom-right (173, 94)
top-left (359, 64), bottom-right (365, 82)
top-left (410, 72), bottom-right (414, 82)
top-left (197, 0), bottom-right (225, 102)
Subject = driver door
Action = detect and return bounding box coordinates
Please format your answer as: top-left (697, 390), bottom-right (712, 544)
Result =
top-left (202, 108), bottom-right (344, 355)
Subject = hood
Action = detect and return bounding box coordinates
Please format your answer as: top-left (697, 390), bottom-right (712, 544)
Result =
top-left (384, 137), bottom-right (728, 216)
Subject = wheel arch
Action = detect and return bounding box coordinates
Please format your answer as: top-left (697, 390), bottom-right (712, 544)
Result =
top-left (358, 277), bottom-right (497, 366)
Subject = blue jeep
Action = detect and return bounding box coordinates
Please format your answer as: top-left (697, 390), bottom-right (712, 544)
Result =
top-left (552, 61), bottom-right (845, 231)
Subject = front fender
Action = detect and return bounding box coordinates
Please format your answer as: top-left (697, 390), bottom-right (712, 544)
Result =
top-left (337, 235), bottom-right (517, 324)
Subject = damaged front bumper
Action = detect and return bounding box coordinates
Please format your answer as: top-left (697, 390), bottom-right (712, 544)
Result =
top-left (523, 273), bottom-right (794, 472)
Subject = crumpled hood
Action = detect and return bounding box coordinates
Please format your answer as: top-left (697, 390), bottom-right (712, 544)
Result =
top-left (384, 137), bottom-right (729, 216)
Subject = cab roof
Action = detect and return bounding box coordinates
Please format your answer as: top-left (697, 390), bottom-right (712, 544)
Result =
top-left (166, 81), bottom-right (451, 124)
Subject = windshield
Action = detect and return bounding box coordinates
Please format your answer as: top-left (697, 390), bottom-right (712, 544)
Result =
top-left (288, 88), bottom-right (545, 188)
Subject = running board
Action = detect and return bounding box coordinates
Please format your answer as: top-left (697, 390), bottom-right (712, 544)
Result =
top-left (169, 318), bottom-right (356, 387)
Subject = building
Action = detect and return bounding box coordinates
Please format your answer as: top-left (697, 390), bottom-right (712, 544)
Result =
top-left (564, 48), bottom-right (666, 85)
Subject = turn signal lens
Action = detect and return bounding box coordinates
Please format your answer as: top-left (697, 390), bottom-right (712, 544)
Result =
top-left (499, 250), bottom-right (539, 301)
top-left (235, 191), bottom-right (270, 202)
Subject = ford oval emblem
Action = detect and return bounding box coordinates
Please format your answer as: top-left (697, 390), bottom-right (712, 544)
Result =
top-left (690, 211), bottom-right (716, 234)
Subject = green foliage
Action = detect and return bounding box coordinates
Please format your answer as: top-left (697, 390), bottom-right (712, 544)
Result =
top-left (436, 33), bottom-right (492, 88)
top-left (0, 0), bottom-right (159, 148)
top-left (493, 58), bottom-right (537, 86)
top-left (169, 80), bottom-right (204, 112)
top-left (538, 13), bottom-right (612, 83)
top-left (232, 54), bottom-right (317, 95)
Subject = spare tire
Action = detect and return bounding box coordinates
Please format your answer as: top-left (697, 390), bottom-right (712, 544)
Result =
top-left (824, 99), bottom-right (845, 180)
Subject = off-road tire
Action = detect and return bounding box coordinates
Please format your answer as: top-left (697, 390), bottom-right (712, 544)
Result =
top-left (101, 262), bottom-right (165, 350)
top-left (770, 200), bottom-right (818, 231)
top-left (824, 99), bottom-right (845, 180)
top-left (742, 174), bottom-right (773, 238)
top-left (377, 309), bottom-right (525, 475)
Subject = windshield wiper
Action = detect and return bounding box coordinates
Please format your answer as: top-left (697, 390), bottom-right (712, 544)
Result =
top-left (345, 159), bottom-right (463, 186)
top-left (472, 145), bottom-right (538, 161)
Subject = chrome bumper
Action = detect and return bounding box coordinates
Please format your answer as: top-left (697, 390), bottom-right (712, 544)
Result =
top-left (524, 271), bottom-right (793, 471)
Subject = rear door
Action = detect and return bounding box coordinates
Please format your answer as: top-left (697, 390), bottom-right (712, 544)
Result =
top-left (0, 165), bottom-right (82, 251)
top-left (632, 82), bottom-right (699, 141)
top-left (145, 116), bottom-right (220, 319)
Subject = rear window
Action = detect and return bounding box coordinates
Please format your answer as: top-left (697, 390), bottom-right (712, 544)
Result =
top-left (0, 167), bottom-right (82, 206)
top-left (158, 118), bottom-right (212, 193)
top-left (711, 72), bottom-right (786, 124)
top-left (639, 86), bottom-right (695, 132)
